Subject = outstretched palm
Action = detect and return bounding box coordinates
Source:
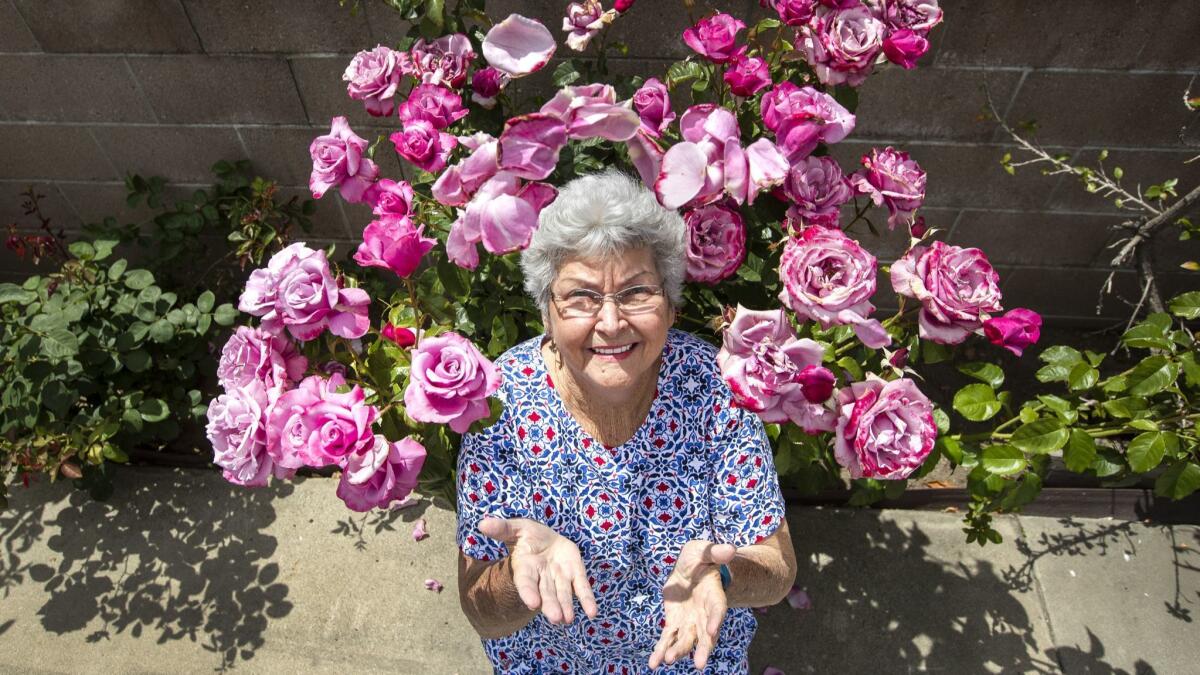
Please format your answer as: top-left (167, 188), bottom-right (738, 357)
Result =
top-left (479, 516), bottom-right (599, 625)
top-left (649, 539), bottom-right (737, 671)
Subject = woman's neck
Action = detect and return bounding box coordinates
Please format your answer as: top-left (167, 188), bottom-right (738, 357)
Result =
top-left (543, 341), bottom-right (659, 447)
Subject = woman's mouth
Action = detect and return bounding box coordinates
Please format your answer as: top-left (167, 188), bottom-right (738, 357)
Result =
top-left (589, 343), bottom-right (637, 359)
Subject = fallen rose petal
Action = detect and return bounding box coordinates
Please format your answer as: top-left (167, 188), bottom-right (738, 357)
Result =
top-left (412, 518), bottom-right (429, 541)
top-left (483, 14), bottom-right (557, 76)
top-left (786, 586), bottom-right (812, 610)
top-left (424, 578), bottom-right (443, 592)
top-left (763, 668), bottom-right (786, 675)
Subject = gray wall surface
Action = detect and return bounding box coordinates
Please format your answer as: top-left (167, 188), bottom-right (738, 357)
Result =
top-left (2, 0), bottom-right (1198, 325)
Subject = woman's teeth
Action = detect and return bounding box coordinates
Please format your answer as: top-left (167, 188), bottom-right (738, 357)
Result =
top-left (592, 344), bottom-right (634, 355)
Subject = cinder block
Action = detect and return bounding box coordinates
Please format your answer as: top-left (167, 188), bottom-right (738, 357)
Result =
top-left (93, 125), bottom-right (247, 184)
top-left (0, 55), bottom-right (156, 122)
top-left (239, 125), bottom-right (324, 188)
top-left (1046, 149), bottom-right (1200, 214)
top-left (362, 2), bottom-right (413, 46)
top-left (1001, 266), bottom-right (1140, 319)
top-left (949, 211), bottom-right (1126, 267)
top-left (55, 181), bottom-right (164, 229)
top-left (1149, 228), bottom-right (1200, 271)
top-left (0, 1), bottom-right (39, 52)
top-left (128, 55), bottom-right (306, 124)
top-left (1158, 272), bottom-right (1199, 301)
top-left (854, 67), bottom-right (1019, 142)
top-left (0, 124), bottom-right (118, 181)
top-left (12, 0), bottom-right (200, 53)
top-left (1003, 72), bottom-right (1200, 149)
top-left (180, 0), bottom-right (373, 53)
top-left (288, 55), bottom-right (382, 128)
top-left (0, 181), bottom-right (80, 232)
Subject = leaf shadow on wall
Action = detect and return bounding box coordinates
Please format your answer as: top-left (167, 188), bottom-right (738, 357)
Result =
top-left (0, 466), bottom-right (294, 671)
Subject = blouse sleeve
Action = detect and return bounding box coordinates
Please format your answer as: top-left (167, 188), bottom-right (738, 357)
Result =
top-left (707, 390), bottom-right (787, 548)
top-left (455, 414), bottom-right (529, 562)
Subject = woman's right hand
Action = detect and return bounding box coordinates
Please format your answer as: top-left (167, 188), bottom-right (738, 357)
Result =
top-left (478, 516), bottom-right (599, 626)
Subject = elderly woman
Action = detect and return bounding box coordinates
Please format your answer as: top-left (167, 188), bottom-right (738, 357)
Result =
top-left (456, 171), bottom-right (797, 673)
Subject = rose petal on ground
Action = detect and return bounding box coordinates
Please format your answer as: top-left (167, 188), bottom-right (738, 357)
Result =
top-left (424, 578), bottom-right (444, 592)
top-left (786, 586), bottom-right (812, 610)
top-left (412, 518), bottom-right (429, 541)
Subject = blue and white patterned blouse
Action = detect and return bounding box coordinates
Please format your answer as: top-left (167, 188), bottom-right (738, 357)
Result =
top-left (456, 329), bottom-right (785, 674)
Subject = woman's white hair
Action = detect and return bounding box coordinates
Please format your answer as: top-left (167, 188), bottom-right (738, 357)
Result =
top-left (521, 170), bottom-right (686, 312)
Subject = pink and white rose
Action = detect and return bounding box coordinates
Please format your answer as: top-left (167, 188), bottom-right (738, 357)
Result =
top-left (875, 0), bottom-right (943, 33)
top-left (267, 373), bottom-right (378, 470)
top-left (432, 132), bottom-right (501, 207)
top-left (309, 116), bottom-right (379, 203)
top-left (760, 83), bottom-right (855, 161)
top-left (850, 146), bottom-right (926, 230)
top-left (563, 1), bottom-right (617, 52)
top-left (471, 67), bottom-right (508, 108)
top-left (404, 332), bottom-right (501, 433)
top-left (217, 326), bottom-right (307, 392)
top-left (834, 375), bottom-right (936, 480)
top-left (445, 174), bottom-right (558, 269)
top-left (539, 83), bottom-right (641, 142)
top-left (682, 12), bottom-right (746, 64)
top-left (336, 436), bottom-right (426, 512)
top-left (891, 241), bottom-right (1003, 344)
top-left (684, 203), bottom-right (747, 284)
top-left (769, 0), bottom-right (818, 26)
top-left (783, 155), bottom-right (854, 228)
top-left (239, 243), bottom-right (371, 342)
top-left (405, 34), bottom-right (475, 88)
top-left (343, 45), bottom-right (404, 116)
top-left (353, 216), bottom-right (437, 278)
top-left (800, 5), bottom-right (886, 86)
top-left (207, 379), bottom-right (294, 487)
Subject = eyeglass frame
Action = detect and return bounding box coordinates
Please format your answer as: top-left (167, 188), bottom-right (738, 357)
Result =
top-left (549, 283), bottom-right (667, 319)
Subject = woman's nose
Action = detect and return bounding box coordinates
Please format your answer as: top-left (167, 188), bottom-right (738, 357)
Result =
top-left (593, 297), bottom-right (625, 333)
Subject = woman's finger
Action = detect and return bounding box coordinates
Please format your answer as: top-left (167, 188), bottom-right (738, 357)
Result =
top-left (705, 594), bottom-right (728, 639)
top-left (553, 566), bottom-right (575, 624)
top-left (648, 624), bottom-right (676, 670)
top-left (538, 568), bottom-right (564, 624)
top-left (666, 621), bottom-right (697, 665)
top-left (572, 571), bottom-right (599, 619)
top-left (511, 560), bottom-right (542, 611)
top-left (692, 620), bottom-right (715, 671)
top-left (477, 516), bottom-right (519, 543)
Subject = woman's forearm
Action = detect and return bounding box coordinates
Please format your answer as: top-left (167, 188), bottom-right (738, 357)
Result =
top-left (724, 523), bottom-right (798, 608)
top-left (458, 553), bottom-right (539, 639)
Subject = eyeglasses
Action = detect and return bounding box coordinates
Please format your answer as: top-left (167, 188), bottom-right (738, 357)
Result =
top-left (550, 284), bottom-right (665, 319)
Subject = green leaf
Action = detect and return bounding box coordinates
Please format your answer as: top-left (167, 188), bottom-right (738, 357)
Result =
top-left (0, 283), bottom-right (36, 304)
top-left (196, 290), bottom-right (215, 313)
top-left (68, 241), bottom-right (96, 260)
top-left (981, 445), bottom-right (1027, 476)
top-left (1067, 362), bottom-right (1099, 391)
top-left (123, 348), bottom-right (152, 373)
top-left (1063, 430), bottom-right (1097, 472)
top-left (1125, 355), bottom-right (1179, 396)
top-left (666, 60), bottom-right (707, 90)
top-left (1168, 291), bottom-right (1200, 319)
top-left (212, 303), bottom-right (238, 326)
top-left (1129, 418), bottom-right (1159, 432)
top-left (919, 341), bottom-right (951, 364)
top-left (552, 60), bottom-right (581, 87)
top-left (41, 328), bottom-right (80, 359)
top-left (1101, 396), bottom-right (1148, 419)
top-left (953, 383), bottom-right (1002, 422)
top-left (1154, 461), bottom-right (1200, 500)
top-left (1040, 345), bottom-right (1083, 366)
top-left (149, 319), bottom-right (175, 343)
top-left (1181, 352), bottom-right (1200, 388)
top-left (137, 397), bottom-right (170, 423)
top-left (1011, 418), bottom-right (1069, 455)
top-left (936, 435), bottom-right (963, 465)
top-left (107, 258), bottom-right (128, 281)
top-left (932, 408), bottom-right (950, 434)
top-left (958, 362), bottom-right (1004, 388)
top-left (1126, 431), bottom-right (1178, 473)
top-left (102, 445), bottom-right (129, 463)
top-left (123, 269), bottom-right (154, 290)
top-left (1122, 321), bottom-right (1172, 350)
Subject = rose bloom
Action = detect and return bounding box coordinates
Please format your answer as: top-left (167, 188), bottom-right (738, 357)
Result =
top-left (381, 323), bottom-right (417, 348)
top-left (390, 119), bottom-right (457, 174)
top-left (783, 155), bottom-right (854, 228)
top-left (336, 435), bottom-right (427, 512)
top-left (770, 0), bottom-right (818, 26)
top-left (882, 28), bottom-right (929, 69)
top-left (984, 308), bottom-right (1042, 356)
top-left (724, 53), bottom-right (772, 97)
top-left (850, 146), bottom-right (926, 230)
top-left (760, 82), bottom-right (855, 161)
top-left (563, 0), bottom-right (617, 52)
top-left (777, 226), bottom-right (890, 348)
top-left (445, 173), bottom-right (558, 270)
top-left (718, 305), bottom-right (837, 433)
top-left (682, 12), bottom-right (746, 64)
top-left (397, 84), bottom-right (468, 130)
top-left (239, 242), bottom-right (371, 342)
top-left (343, 45), bottom-right (404, 116)
top-left (267, 373), bottom-right (378, 470)
top-left (309, 116), bottom-right (379, 203)
top-left (891, 241), bottom-right (1003, 344)
top-left (405, 33), bottom-right (474, 88)
top-left (364, 178), bottom-right (414, 219)
top-left (633, 78), bottom-right (675, 137)
top-left (615, 0), bottom-right (636, 11)
top-left (353, 216), bottom-right (437, 278)
top-left (404, 332), bottom-right (501, 433)
top-left (800, 4), bottom-right (886, 86)
top-left (834, 375), bottom-right (936, 480)
top-left (207, 379), bottom-right (294, 487)
top-left (874, 0), bottom-right (944, 33)
top-left (216, 325), bottom-right (307, 392)
top-left (683, 203), bottom-right (747, 284)
top-left (471, 67), bottom-right (508, 108)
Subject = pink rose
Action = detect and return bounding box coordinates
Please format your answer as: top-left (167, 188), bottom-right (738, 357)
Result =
top-left (217, 326), bottom-right (307, 392)
top-left (891, 241), bottom-right (1003, 344)
top-left (800, 5), bottom-right (886, 86)
top-left (760, 83), bottom-right (855, 161)
top-left (876, 0), bottom-right (943, 33)
top-left (724, 53), bottom-right (772, 97)
top-left (309, 116), bottom-right (379, 203)
top-left (563, 1), bottom-right (617, 52)
top-left (336, 436), bottom-right (426, 512)
top-left (718, 305), bottom-right (837, 433)
top-left (207, 379), bottom-right (294, 487)
top-left (390, 119), bottom-right (457, 174)
top-left (770, 0), bottom-right (818, 26)
top-left (404, 332), bottom-right (501, 433)
top-left (881, 28), bottom-right (929, 69)
top-left (497, 113), bottom-right (568, 181)
top-left (471, 67), bottom-right (508, 108)
top-left (783, 155), bottom-right (854, 228)
top-left (615, 0), bottom-right (636, 12)
top-left (834, 375), bottom-right (936, 480)
top-left (539, 83), bottom-right (640, 142)
top-left (397, 84), bottom-right (468, 130)
top-left (381, 323), bottom-right (417, 348)
top-left (482, 14), bottom-right (556, 77)
top-left (239, 243), bottom-right (371, 342)
top-left (446, 174), bottom-right (558, 269)
top-left (683, 203), bottom-right (747, 284)
top-left (984, 308), bottom-right (1042, 357)
top-left (850, 146), bottom-right (926, 230)
top-left (353, 216), bottom-right (437, 278)
top-left (682, 12), bottom-right (747, 64)
top-left (343, 45), bottom-right (404, 116)
top-left (267, 373), bottom-right (378, 470)
top-left (633, 78), bottom-right (675, 137)
top-left (778, 227), bottom-right (890, 348)
top-left (406, 34), bottom-right (474, 88)
top-left (364, 178), bottom-right (414, 219)
top-left (432, 132), bottom-right (501, 207)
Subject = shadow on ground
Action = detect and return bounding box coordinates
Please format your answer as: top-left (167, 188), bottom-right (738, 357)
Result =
top-left (1, 467), bottom-right (293, 671)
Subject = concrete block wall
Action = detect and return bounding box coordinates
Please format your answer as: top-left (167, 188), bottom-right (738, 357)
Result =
top-left (2, 0), bottom-right (1198, 324)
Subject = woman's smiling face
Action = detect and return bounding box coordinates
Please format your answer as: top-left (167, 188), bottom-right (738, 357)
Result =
top-left (545, 247), bottom-right (673, 402)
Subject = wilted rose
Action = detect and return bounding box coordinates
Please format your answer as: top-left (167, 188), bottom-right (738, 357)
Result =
top-left (563, 1), bottom-right (617, 52)
top-left (850, 146), bottom-right (926, 230)
top-left (891, 241), bottom-right (1003, 344)
top-left (404, 332), bottom-right (501, 433)
top-left (983, 308), bottom-right (1042, 356)
top-left (343, 45), bottom-right (404, 116)
top-left (682, 12), bottom-right (747, 64)
top-left (834, 375), bottom-right (936, 480)
top-left (336, 436), bottom-right (426, 512)
top-left (684, 203), bottom-right (747, 284)
top-left (783, 155), bottom-right (854, 228)
top-left (353, 216), bottom-right (437, 278)
top-left (406, 34), bottom-right (475, 88)
top-left (800, 5), bottom-right (886, 86)
top-left (309, 116), bottom-right (379, 203)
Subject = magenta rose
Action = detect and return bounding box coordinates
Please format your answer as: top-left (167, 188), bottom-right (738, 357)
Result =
top-left (397, 84), bottom-right (468, 130)
top-left (391, 119), bottom-right (457, 174)
top-left (850, 146), bottom-right (926, 230)
top-left (267, 373), bottom-right (378, 470)
top-left (482, 14), bottom-right (556, 78)
top-left (783, 155), bottom-right (854, 228)
top-left (309, 116), bottom-right (379, 203)
top-left (217, 326), bottom-right (307, 392)
top-left (800, 5), bottom-right (886, 86)
top-left (891, 241), bottom-right (1003, 344)
top-left (770, 0), bottom-right (818, 26)
top-left (239, 243), bottom-right (371, 342)
top-left (633, 78), bottom-right (675, 137)
top-left (343, 45), bottom-right (404, 116)
top-left (381, 323), bottom-right (416, 348)
top-left (404, 332), bottom-right (501, 433)
top-left (834, 375), bottom-right (936, 480)
top-left (882, 28), bottom-right (929, 69)
top-left (364, 178), bottom-right (414, 219)
top-left (471, 67), bottom-right (508, 108)
top-left (207, 379), bottom-right (294, 487)
top-left (406, 34), bottom-right (474, 88)
top-left (563, 0), bottom-right (616, 52)
top-left (760, 83), bottom-right (855, 161)
top-left (718, 305), bottom-right (837, 433)
top-left (336, 436), bottom-right (427, 512)
top-left (724, 53), bottom-right (772, 97)
top-left (682, 12), bottom-right (746, 64)
top-left (684, 203), bottom-right (747, 284)
top-left (778, 226), bottom-right (890, 348)
top-left (984, 308), bottom-right (1042, 357)
top-left (615, 0), bottom-right (636, 11)
top-left (353, 216), bottom-right (437, 278)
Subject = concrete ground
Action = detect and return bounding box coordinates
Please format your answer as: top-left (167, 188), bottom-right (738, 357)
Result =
top-left (0, 466), bottom-right (1196, 674)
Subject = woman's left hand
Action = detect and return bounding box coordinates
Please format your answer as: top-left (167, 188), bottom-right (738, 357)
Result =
top-left (647, 539), bottom-right (737, 671)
